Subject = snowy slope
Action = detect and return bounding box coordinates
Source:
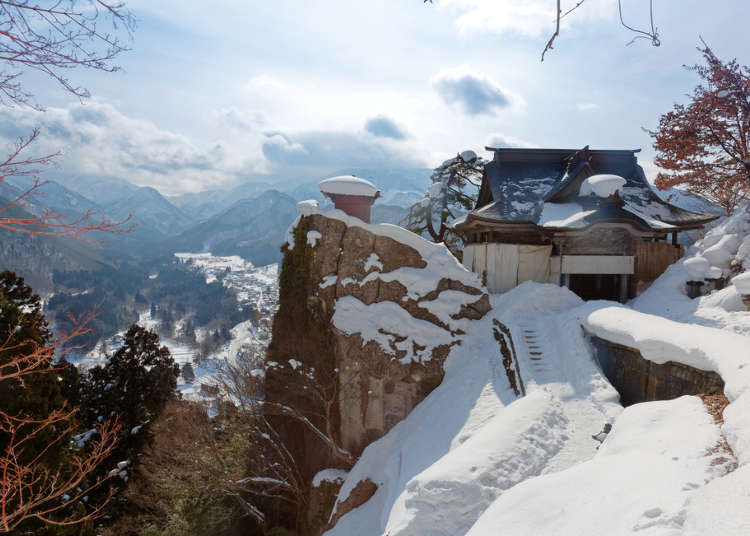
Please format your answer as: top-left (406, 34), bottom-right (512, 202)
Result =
top-left (327, 276), bottom-right (750, 534)
top-left (632, 201), bottom-right (750, 336)
top-left (327, 283), bottom-right (622, 535)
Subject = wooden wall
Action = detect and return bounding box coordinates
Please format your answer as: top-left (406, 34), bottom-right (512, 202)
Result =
top-left (634, 241), bottom-right (684, 284)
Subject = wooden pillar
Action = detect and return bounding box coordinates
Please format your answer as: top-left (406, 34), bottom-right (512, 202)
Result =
top-left (672, 232), bottom-right (678, 247)
top-left (619, 274), bottom-right (629, 303)
top-left (561, 273), bottom-right (570, 288)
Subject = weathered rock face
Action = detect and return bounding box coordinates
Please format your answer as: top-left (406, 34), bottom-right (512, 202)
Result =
top-left (589, 335), bottom-right (725, 405)
top-left (265, 209), bottom-right (490, 531)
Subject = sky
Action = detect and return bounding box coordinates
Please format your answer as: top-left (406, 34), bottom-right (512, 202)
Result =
top-left (3, 0), bottom-right (750, 196)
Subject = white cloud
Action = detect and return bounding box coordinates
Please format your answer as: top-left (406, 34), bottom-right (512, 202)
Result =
top-left (441, 0), bottom-right (615, 36)
top-left (431, 66), bottom-right (519, 115)
top-left (261, 129), bottom-right (425, 172)
top-left (576, 102), bottom-right (600, 111)
top-left (0, 102), bottom-right (266, 195)
top-left (247, 74), bottom-right (288, 92)
top-left (486, 132), bottom-right (536, 148)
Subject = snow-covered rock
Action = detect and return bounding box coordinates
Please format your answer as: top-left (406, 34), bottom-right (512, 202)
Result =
top-left (684, 255), bottom-right (710, 280)
top-left (732, 272), bottom-right (750, 295)
top-left (297, 199), bottom-right (320, 216)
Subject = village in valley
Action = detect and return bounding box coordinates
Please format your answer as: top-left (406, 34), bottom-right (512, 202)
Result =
top-left (0, 1), bottom-right (749, 535)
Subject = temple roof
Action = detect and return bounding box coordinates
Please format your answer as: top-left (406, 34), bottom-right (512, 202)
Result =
top-left (458, 147), bottom-right (717, 232)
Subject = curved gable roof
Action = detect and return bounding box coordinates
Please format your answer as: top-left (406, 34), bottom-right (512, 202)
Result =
top-left (464, 147), bottom-right (717, 231)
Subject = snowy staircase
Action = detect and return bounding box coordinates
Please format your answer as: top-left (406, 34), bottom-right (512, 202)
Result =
top-left (521, 321), bottom-right (548, 376)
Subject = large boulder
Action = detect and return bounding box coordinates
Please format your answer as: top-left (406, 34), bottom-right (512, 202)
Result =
top-left (264, 206), bottom-right (490, 532)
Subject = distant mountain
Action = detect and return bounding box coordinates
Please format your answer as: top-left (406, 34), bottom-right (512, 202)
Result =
top-left (0, 196), bottom-right (112, 293)
top-left (105, 186), bottom-right (192, 237)
top-left (169, 189), bottom-right (298, 265)
top-left (169, 181), bottom-right (275, 222)
top-left (1, 177), bottom-right (101, 220)
top-left (49, 174), bottom-right (138, 206)
top-left (372, 204), bottom-right (410, 226)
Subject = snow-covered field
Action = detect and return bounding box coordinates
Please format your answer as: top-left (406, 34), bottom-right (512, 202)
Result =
top-left (326, 204), bottom-right (750, 535)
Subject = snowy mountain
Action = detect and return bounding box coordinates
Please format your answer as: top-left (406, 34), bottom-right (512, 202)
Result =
top-left (169, 180), bottom-right (275, 222)
top-left (169, 189), bottom-right (299, 265)
top-left (1, 176), bottom-right (101, 221)
top-left (105, 186), bottom-right (192, 237)
top-left (50, 174), bottom-right (139, 206)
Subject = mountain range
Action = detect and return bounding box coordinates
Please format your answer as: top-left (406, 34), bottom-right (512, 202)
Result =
top-left (1, 168), bottom-right (433, 271)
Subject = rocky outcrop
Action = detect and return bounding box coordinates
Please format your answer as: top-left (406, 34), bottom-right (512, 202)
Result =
top-left (264, 207), bottom-right (490, 532)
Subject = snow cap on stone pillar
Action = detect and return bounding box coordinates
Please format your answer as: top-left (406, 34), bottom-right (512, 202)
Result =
top-left (318, 175), bottom-right (381, 223)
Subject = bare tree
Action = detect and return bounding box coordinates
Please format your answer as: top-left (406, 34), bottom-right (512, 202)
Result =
top-left (216, 355), bottom-right (355, 531)
top-left (0, 0), bottom-right (135, 240)
top-left (542, 0), bottom-right (660, 61)
top-left (0, 0), bottom-right (135, 108)
top-left (423, 0), bottom-right (661, 61)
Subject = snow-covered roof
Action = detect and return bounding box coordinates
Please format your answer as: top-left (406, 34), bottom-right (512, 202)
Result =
top-left (318, 175), bottom-right (380, 198)
top-left (579, 174), bottom-right (626, 197)
top-left (459, 147), bottom-right (717, 233)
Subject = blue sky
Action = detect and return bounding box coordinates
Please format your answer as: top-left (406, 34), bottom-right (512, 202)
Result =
top-left (7, 0), bottom-right (750, 195)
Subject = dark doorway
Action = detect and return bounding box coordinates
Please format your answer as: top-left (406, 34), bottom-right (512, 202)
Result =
top-left (568, 274), bottom-right (622, 301)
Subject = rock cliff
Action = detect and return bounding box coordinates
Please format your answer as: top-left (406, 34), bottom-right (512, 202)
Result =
top-left (264, 203), bottom-right (490, 532)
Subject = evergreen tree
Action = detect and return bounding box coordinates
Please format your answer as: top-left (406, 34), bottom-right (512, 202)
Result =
top-left (404, 151), bottom-right (486, 256)
top-left (0, 271), bottom-right (67, 466)
top-left (80, 325), bottom-right (179, 467)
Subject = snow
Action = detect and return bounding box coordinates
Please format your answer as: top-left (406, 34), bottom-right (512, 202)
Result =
top-left (579, 174), bottom-right (627, 197)
top-left (313, 469), bottom-right (349, 487)
top-left (297, 199), bottom-right (319, 216)
top-left (288, 204), bottom-right (482, 296)
top-left (684, 256), bottom-right (710, 280)
top-left (320, 274), bottom-right (337, 289)
top-left (538, 202), bottom-right (595, 228)
top-left (363, 252), bottom-right (383, 272)
top-left (460, 150), bottom-right (478, 162)
top-left (325, 262), bottom-right (750, 535)
top-left (327, 283), bottom-right (622, 535)
top-left (307, 230), bottom-right (322, 247)
top-left (623, 204), bottom-right (677, 229)
top-left (332, 297), bottom-right (457, 364)
top-left (467, 396), bottom-right (727, 536)
top-left (732, 272), bottom-right (750, 295)
top-left (318, 176), bottom-right (379, 198)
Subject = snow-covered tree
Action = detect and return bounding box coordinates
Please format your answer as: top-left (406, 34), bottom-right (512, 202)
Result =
top-left (404, 150), bottom-right (486, 255)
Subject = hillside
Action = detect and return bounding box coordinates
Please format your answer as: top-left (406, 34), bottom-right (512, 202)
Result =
top-left (170, 189), bottom-right (299, 266)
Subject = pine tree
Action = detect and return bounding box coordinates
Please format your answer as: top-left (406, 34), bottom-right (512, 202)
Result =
top-left (404, 151), bottom-right (486, 256)
top-left (80, 325), bottom-right (179, 468)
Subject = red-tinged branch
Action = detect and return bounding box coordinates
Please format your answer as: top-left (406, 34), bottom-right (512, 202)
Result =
top-left (0, 1), bottom-right (135, 107)
top-left (651, 42), bottom-right (750, 214)
top-left (0, 416), bottom-right (120, 532)
top-left (0, 129), bottom-right (135, 243)
top-left (0, 309), bottom-right (98, 386)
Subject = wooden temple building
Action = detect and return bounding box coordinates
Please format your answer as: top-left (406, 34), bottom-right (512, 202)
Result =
top-left (453, 146), bottom-right (717, 302)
